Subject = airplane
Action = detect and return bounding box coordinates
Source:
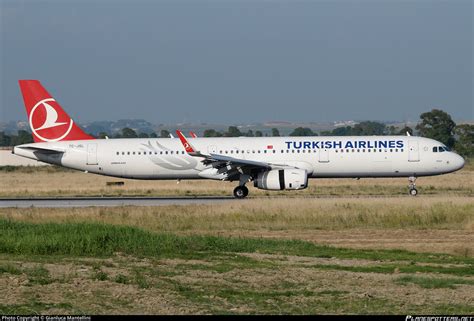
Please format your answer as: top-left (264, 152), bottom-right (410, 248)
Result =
top-left (13, 80), bottom-right (465, 198)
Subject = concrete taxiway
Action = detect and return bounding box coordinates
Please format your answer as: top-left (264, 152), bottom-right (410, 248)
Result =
top-left (0, 196), bottom-right (234, 208)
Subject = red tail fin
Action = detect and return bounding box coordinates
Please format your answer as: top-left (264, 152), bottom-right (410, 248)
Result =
top-left (19, 80), bottom-right (95, 142)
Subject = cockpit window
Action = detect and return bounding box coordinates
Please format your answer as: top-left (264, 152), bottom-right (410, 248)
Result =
top-left (434, 146), bottom-right (449, 152)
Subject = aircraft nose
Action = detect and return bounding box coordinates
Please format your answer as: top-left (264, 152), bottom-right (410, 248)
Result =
top-left (451, 153), bottom-right (465, 171)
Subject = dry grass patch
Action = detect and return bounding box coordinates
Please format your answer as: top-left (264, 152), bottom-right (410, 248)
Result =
top-left (1, 197), bottom-right (472, 231)
top-left (1, 165), bottom-right (472, 197)
top-left (1, 197), bottom-right (472, 255)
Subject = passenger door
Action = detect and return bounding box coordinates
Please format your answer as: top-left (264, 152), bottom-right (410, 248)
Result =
top-left (87, 143), bottom-right (98, 165)
top-left (408, 140), bottom-right (420, 162)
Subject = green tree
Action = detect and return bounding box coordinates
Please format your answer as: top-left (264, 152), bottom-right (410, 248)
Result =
top-left (98, 132), bottom-right (109, 139)
top-left (203, 129), bottom-right (222, 137)
top-left (255, 130), bottom-right (263, 137)
top-left (352, 121), bottom-right (386, 136)
top-left (387, 126), bottom-right (398, 135)
top-left (271, 128), bottom-right (280, 137)
top-left (122, 127), bottom-right (138, 138)
top-left (289, 127), bottom-right (316, 136)
top-left (138, 132), bottom-right (149, 138)
top-left (12, 130), bottom-right (33, 145)
top-left (225, 126), bottom-right (242, 137)
top-left (0, 132), bottom-right (11, 146)
top-left (160, 130), bottom-right (170, 138)
top-left (398, 126), bottom-right (413, 136)
top-left (454, 124), bottom-right (474, 157)
top-left (149, 132), bottom-right (158, 138)
top-left (246, 130), bottom-right (254, 137)
top-left (416, 109), bottom-right (456, 148)
top-left (331, 126), bottom-right (353, 136)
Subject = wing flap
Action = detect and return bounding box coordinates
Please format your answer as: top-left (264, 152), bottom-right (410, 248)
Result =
top-left (208, 153), bottom-right (271, 170)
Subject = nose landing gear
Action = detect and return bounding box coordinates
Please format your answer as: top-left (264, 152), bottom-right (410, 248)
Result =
top-left (408, 176), bottom-right (418, 196)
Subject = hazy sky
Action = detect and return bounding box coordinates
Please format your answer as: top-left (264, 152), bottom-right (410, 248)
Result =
top-left (1, 0), bottom-right (472, 124)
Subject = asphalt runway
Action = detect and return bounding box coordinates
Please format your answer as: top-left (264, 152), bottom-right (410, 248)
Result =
top-left (0, 194), bottom-right (446, 208)
top-left (0, 196), bottom-right (235, 208)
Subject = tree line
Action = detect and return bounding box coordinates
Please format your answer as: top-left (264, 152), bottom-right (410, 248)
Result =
top-left (1, 109), bottom-right (472, 157)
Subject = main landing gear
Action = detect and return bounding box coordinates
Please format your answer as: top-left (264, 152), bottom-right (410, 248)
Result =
top-left (233, 174), bottom-right (251, 199)
top-left (408, 176), bottom-right (418, 196)
top-left (233, 185), bottom-right (249, 199)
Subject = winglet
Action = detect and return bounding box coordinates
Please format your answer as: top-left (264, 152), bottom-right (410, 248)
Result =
top-left (176, 130), bottom-right (196, 153)
top-left (189, 131), bottom-right (197, 138)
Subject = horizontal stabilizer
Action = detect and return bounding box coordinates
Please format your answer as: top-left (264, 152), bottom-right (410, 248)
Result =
top-left (15, 145), bottom-right (65, 154)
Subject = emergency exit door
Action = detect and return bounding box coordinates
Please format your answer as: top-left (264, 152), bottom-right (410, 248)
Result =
top-left (319, 148), bottom-right (329, 163)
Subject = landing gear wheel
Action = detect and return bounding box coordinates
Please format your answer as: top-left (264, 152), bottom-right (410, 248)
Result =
top-left (233, 186), bottom-right (249, 199)
top-left (408, 176), bottom-right (418, 196)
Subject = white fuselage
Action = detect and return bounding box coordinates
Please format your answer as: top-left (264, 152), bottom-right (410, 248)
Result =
top-left (13, 135), bottom-right (465, 180)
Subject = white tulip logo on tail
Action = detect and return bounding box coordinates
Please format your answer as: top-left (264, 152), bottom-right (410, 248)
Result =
top-left (29, 98), bottom-right (74, 142)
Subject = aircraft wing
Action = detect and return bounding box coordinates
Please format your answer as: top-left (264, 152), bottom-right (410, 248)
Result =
top-left (201, 153), bottom-right (272, 181)
top-left (206, 153), bottom-right (271, 169)
top-left (176, 130), bottom-right (272, 181)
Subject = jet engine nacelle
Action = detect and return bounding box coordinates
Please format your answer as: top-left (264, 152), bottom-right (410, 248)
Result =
top-left (254, 169), bottom-right (308, 190)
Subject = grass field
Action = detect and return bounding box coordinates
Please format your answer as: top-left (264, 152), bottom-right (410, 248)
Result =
top-left (0, 165), bottom-right (473, 314)
top-left (0, 220), bottom-right (473, 314)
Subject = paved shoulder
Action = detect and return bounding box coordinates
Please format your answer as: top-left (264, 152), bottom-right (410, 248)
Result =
top-left (0, 196), bottom-right (234, 208)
